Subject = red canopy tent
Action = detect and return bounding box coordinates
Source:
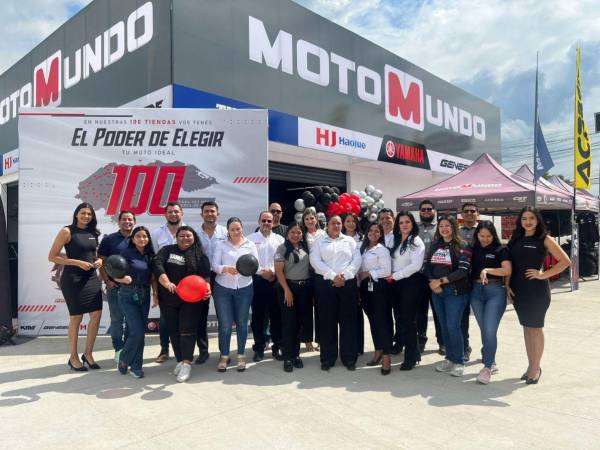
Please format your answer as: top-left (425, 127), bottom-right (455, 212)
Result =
top-left (547, 174), bottom-right (599, 212)
top-left (397, 153), bottom-right (572, 211)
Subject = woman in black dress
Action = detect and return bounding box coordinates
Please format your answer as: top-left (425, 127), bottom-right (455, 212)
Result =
top-left (48, 203), bottom-right (103, 371)
top-left (507, 207), bottom-right (570, 384)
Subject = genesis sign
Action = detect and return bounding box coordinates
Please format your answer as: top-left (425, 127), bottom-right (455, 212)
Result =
top-left (0, 2), bottom-right (153, 127)
top-left (249, 16), bottom-right (486, 141)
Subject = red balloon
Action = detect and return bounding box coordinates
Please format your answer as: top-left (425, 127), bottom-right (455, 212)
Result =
top-left (176, 275), bottom-right (209, 302)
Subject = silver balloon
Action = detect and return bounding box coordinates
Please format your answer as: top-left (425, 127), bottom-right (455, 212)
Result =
top-left (375, 199), bottom-right (385, 208)
top-left (370, 205), bottom-right (379, 214)
top-left (317, 212), bottom-right (326, 222)
top-left (359, 190), bottom-right (367, 198)
top-left (351, 190), bottom-right (360, 197)
top-left (294, 198), bottom-right (305, 212)
top-left (368, 213), bottom-right (378, 222)
top-left (372, 189), bottom-right (383, 201)
top-left (294, 212), bottom-right (303, 223)
top-left (365, 184), bottom-right (375, 195)
top-left (363, 210), bottom-right (370, 218)
top-left (365, 196), bottom-right (375, 206)
top-left (359, 198), bottom-right (368, 208)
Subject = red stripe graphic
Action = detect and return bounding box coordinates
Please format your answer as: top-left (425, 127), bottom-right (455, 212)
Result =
top-left (18, 304), bottom-right (56, 312)
top-left (232, 176), bottom-right (269, 184)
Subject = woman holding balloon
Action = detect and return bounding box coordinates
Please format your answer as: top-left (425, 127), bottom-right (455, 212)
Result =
top-left (111, 226), bottom-right (156, 378)
top-left (152, 226), bottom-right (212, 382)
top-left (211, 217), bottom-right (259, 373)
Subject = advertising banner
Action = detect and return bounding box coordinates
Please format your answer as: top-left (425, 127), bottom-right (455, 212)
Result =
top-left (574, 47), bottom-right (592, 190)
top-left (18, 107), bottom-right (268, 335)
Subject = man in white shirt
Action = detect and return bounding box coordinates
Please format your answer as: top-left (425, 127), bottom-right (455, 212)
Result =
top-left (151, 201), bottom-right (184, 363)
top-left (247, 211), bottom-right (285, 361)
top-left (378, 208), bottom-right (402, 354)
top-left (194, 201), bottom-right (228, 365)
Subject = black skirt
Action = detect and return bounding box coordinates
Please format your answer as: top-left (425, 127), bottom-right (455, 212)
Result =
top-left (60, 267), bottom-right (103, 316)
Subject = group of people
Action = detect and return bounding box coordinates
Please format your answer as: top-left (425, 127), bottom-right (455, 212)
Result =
top-left (48, 198), bottom-right (571, 385)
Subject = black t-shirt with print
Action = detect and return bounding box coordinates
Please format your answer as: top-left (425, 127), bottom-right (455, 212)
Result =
top-left (471, 244), bottom-right (510, 279)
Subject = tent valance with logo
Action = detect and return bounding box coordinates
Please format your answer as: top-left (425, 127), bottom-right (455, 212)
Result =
top-left (396, 153), bottom-right (572, 211)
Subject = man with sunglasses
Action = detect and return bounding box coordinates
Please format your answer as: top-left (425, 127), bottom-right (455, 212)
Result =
top-left (457, 202), bottom-right (479, 362)
top-left (417, 200), bottom-right (444, 355)
top-left (269, 203), bottom-right (288, 237)
top-left (248, 211), bottom-right (285, 361)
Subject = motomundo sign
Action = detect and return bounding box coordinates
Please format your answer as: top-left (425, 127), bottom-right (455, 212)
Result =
top-left (1, 0), bottom-right (500, 163)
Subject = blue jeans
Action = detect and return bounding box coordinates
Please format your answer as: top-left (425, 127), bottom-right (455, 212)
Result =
top-left (107, 286), bottom-right (127, 351)
top-left (118, 285), bottom-right (150, 371)
top-left (470, 283), bottom-right (506, 368)
top-left (432, 287), bottom-right (468, 364)
top-left (213, 283), bottom-right (254, 356)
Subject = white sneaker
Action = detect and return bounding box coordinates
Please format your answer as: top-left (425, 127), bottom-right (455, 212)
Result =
top-left (491, 363), bottom-right (499, 374)
top-left (176, 363), bottom-right (191, 382)
top-left (173, 361), bottom-right (183, 376)
top-left (435, 359), bottom-right (453, 372)
top-left (477, 367), bottom-right (492, 384)
top-left (450, 364), bottom-right (465, 377)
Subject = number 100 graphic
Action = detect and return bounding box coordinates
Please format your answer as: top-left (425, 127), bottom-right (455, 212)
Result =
top-left (106, 165), bottom-right (186, 215)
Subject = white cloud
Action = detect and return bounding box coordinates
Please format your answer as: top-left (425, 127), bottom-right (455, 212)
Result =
top-left (0, 0), bottom-right (92, 74)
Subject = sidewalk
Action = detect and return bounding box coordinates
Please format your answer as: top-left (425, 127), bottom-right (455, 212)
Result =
top-left (1, 279), bottom-right (599, 449)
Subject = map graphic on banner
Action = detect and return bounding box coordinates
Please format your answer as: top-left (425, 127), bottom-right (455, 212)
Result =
top-left (18, 107), bottom-right (268, 335)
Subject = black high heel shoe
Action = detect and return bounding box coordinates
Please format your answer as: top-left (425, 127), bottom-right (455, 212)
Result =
top-left (81, 354), bottom-right (101, 370)
top-left (366, 352), bottom-right (383, 367)
top-left (526, 368), bottom-right (542, 385)
top-left (68, 359), bottom-right (88, 372)
top-left (381, 356), bottom-right (391, 375)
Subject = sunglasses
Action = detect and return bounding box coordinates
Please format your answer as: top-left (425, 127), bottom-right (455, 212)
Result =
top-left (270, 209), bottom-right (282, 214)
top-left (261, 219), bottom-right (273, 223)
top-left (420, 207), bottom-right (433, 212)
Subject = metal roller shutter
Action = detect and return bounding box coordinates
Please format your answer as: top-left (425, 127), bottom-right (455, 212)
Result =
top-left (269, 161), bottom-right (346, 187)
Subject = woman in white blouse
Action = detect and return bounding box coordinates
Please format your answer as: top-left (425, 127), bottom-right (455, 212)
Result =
top-left (309, 215), bottom-right (362, 371)
top-left (390, 211), bottom-right (425, 371)
top-left (357, 223), bottom-right (393, 375)
top-left (211, 217), bottom-right (259, 372)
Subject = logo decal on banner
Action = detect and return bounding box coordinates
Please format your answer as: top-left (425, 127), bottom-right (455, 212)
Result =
top-left (378, 135), bottom-right (430, 169)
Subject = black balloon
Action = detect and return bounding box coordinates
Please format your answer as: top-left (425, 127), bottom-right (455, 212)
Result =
top-left (301, 190), bottom-right (316, 206)
top-left (236, 254), bottom-right (259, 277)
top-left (314, 202), bottom-right (324, 213)
top-left (322, 192), bottom-right (332, 204)
top-left (323, 186), bottom-right (334, 195)
top-left (331, 187), bottom-right (340, 195)
top-left (105, 255), bottom-right (129, 279)
top-left (331, 193), bottom-right (339, 203)
top-left (311, 186), bottom-right (323, 198)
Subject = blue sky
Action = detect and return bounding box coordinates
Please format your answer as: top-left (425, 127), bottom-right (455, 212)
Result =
top-left (1, 0), bottom-right (598, 192)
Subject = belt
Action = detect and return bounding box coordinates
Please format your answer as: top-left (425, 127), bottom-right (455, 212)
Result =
top-left (287, 279), bottom-right (310, 285)
top-left (472, 278), bottom-right (504, 285)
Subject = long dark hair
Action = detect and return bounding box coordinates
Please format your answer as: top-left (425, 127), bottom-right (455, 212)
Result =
top-left (128, 226), bottom-right (155, 257)
top-left (473, 220), bottom-right (501, 250)
top-left (433, 215), bottom-right (463, 253)
top-left (508, 206), bottom-right (547, 247)
top-left (283, 223), bottom-right (309, 262)
top-left (176, 225), bottom-right (206, 275)
top-left (70, 202), bottom-right (100, 239)
top-left (391, 210), bottom-right (419, 255)
top-left (360, 223), bottom-right (385, 254)
top-left (342, 212), bottom-right (362, 239)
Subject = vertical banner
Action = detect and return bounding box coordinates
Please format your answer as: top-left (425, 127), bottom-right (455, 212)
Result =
top-left (18, 108), bottom-right (268, 335)
top-left (574, 48), bottom-right (592, 189)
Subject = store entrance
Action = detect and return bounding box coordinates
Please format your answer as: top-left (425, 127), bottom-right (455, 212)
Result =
top-left (268, 161), bottom-right (346, 226)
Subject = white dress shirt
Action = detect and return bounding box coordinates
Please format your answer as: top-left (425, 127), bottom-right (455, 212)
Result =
top-left (212, 238), bottom-right (259, 289)
top-left (391, 236), bottom-right (425, 280)
top-left (246, 231), bottom-right (285, 274)
top-left (384, 231), bottom-right (395, 249)
top-left (196, 223), bottom-right (228, 261)
top-left (359, 243), bottom-right (392, 280)
top-left (151, 222), bottom-right (185, 253)
top-left (309, 233), bottom-right (362, 281)
top-left (305, 229), bottom-right (326, 250)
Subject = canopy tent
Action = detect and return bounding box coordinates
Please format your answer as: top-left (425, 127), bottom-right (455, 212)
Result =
top-left (547, 175), bottom-right (599, 212)
top-left (397, 153), bottom-right (572, 211)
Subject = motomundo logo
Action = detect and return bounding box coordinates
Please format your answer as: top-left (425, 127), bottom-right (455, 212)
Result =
top-left (0, 2), bottom-right (153, 127)
top-left (315, 127), bottom-right (366, 149)
top-left (248, 16), bottom-right (486, 141)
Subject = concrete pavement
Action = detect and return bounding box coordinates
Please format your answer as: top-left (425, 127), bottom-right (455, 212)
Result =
top-left (1, 278), bottom-right (599, 449)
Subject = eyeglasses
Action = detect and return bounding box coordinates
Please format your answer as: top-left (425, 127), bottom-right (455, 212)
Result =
top-left (261, 219), bottom-right (273, 223)
top-left (420, 207), bottom-right (433, 212)
top-left (270, 209), bottom-right (282, 214)
top-left (463, 209), bottom-right (477, 214)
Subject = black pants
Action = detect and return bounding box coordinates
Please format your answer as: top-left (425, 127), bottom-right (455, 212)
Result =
top-left (357, 291), bottom-right (365, 355)
top-left (314, 275), bottom-right (358, 366)
top-left (300, 278), bottom-right (315, 343)
top-left (160, 300), bottom-right (203, 362)
top-left (277, 280), bottom-right (310, 360)
top-left (251, 276), bottom-right (281, 353)
top-left (461, 298), bottom-right (470, 350)
top-left (388, 282), bottom-right (403, 348)
top-left (416, 273), bottom-right (443, 345)
top-left (195, 297), bottom-right (210, 354)
top-left (393, 274), bottom-right (423, 364)
top-left (360, 278), bottom-right (393, 354)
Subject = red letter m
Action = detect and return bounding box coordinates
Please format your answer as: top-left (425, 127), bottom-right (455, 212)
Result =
top-left (34, 51), bottom-right (62, 107)
top-left (384, 65), bottom-right (423, 131)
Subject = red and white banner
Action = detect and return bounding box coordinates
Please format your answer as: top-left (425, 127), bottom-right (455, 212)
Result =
top-left (17, 107), bottom-right (268, 335)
